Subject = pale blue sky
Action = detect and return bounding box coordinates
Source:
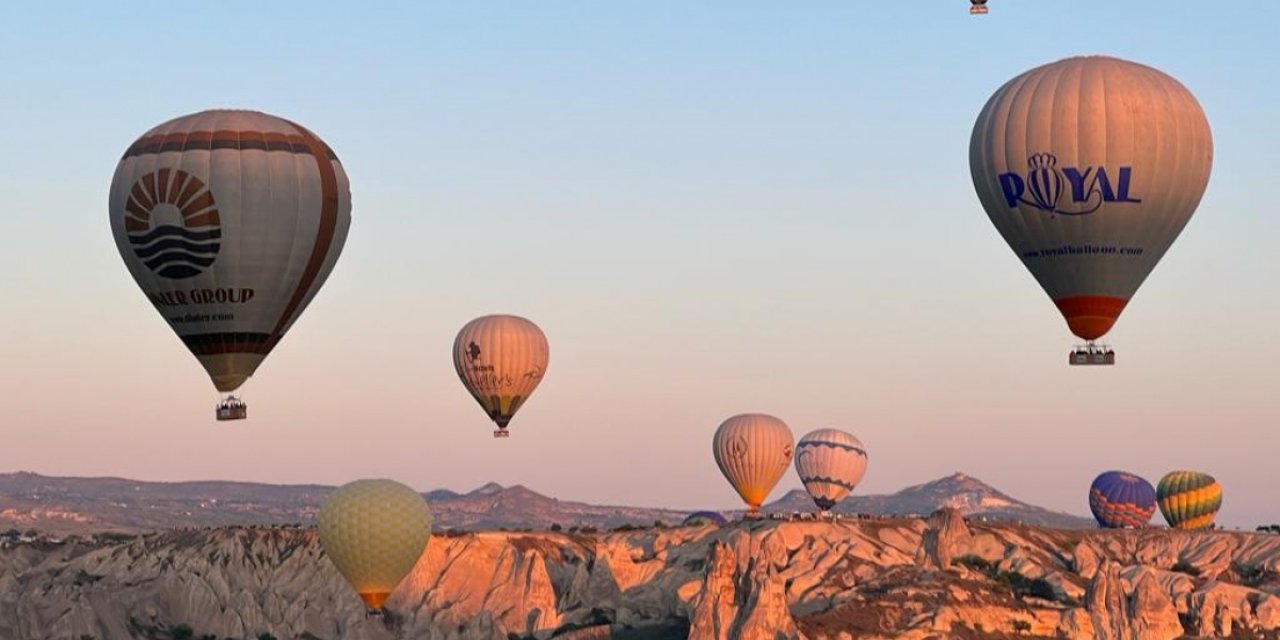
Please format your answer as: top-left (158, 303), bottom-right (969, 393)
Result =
top-left (1, 2), bottom-right (1277, 527)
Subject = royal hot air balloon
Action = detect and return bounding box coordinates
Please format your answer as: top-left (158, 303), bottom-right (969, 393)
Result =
top-left (318, 479), bottom-right (433, 613)
top-left (712, 414), bottom-right (794, 516)
top-left (970, 56), bottom-right (1212, 364)
top-left (453, 315), bottom-right (549, 438)
top-left (1157, 471), bottom-right (1222, 530)
top-left (109, 110), bottom-right (351, 419)
top-left (794, 429), bottom-right (868, 512)
top-left (1088, 471), bottom-right (1157, 529)
top-left (681, 511), bottom-right (728, 527)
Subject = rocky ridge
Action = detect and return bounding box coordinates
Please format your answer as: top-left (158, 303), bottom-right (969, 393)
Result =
top-left (4, 508), bottom-right (1280, 639)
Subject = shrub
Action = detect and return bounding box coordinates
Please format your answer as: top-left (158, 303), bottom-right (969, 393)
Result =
top-left (171, 625), bottom-right (194, 640)
top-left (955, 555), bottom-right (993, 572)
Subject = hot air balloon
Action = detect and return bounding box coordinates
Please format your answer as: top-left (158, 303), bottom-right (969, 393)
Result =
top-left (1157, 471), bottom-right (1222, 530)
top-left (453, 315), bottom-right (549, 438)
top-left (970, 56), bottom-right (1212, 364)
top-left (318, 479), bottom-right (433, 613)
top-left (795, 429), bottom-right (868, 513)
top-left (970, 0), bottom-right (989, 15)
top-left (1088, 471), bottom-right (1156, 529)
top-left (681, 511), bottom-right (728, 527)
top-left (109, 110), bottom-right (351, 419)
top-left (712, 414), bottom-right (794, 517)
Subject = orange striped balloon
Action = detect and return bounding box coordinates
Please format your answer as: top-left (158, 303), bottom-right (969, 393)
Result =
top-left (712, 414), bottom-right (794, 514)
top-left (453, 315), bottom-right (549, 437)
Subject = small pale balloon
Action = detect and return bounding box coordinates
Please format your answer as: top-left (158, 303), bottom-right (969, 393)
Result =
top-left (453, 315), bottom-right (550, 435)
top-left (795, 429), bottom-right (868, 512)
top-left (712, 414), bottom-right (794, 513)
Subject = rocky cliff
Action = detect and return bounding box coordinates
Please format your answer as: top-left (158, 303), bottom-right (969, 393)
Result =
top-left (4, 509), bottom-right (1280, 640)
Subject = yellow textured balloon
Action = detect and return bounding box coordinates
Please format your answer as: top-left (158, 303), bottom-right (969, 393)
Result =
top-left (318, 479), bottom-right (432, 611)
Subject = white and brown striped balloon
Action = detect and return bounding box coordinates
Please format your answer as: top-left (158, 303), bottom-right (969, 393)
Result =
top-left (712, 414), bottom-right (794, 512)
top-left (795, 429), bottom-right (868, 512)
top-left (452, 315), bottom-right (549, 434)
top-left (109, 110), bottom-right (352, 392)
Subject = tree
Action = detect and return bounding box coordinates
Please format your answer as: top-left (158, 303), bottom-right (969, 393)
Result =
top-left (258, 633), bottom-right (278, 640)
top-left (550, 523), bottom-right (562, 532)
top-left (171, 625), bottom-right (194, 640)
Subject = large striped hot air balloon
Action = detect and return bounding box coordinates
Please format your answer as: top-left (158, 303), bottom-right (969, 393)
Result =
top-left (318, 479), bottom-right (433, 613)
top-left (1157, 471), bottom-right (1222, 530)
top-left (1088, 471), bottom-right (1156, 529)
top-left (109, 110), bottom-right (351, 419)
top-left (712, 414), bottom-right (794, 516)
top-left (453, 315), bottom-right (550, 438)
top-left (970, 56), bottom-right (1212, 361)
top-left (794, 429), bottom-right (868, 512)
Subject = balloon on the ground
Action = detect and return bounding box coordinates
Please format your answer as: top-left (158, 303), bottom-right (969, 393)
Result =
top-left (1088, 471), bottom-right (1156, 529)
top-left (453, 315), bottom-right (549, 437)
top-left (1157, 471), bottom-right (1222, 530)
top-left (712, 414), bottom-right (794, 514)
top-left (318, 479), bottom-right (433, 611)
top-left (109, 110), bottom-right (351, 395)
top-left (970, 56), bottom-right (1212, 343)
top-left (794, 429), bottom-right (868, 512)
top-left (681, 511), bottom-right (728, 527)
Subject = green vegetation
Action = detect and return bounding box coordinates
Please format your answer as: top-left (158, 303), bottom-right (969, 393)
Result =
top-left (954, 554), bottom-right (993, 571)
top-left (954, 554), bottom-right (1057, 602)
top-left (171, 625), bottom-right (193, 640)
top-left (995, 571), bottom-right (1058, 601)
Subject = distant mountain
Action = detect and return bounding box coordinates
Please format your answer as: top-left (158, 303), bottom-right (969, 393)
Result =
top-left (0, 472), bottom-right (685, 534)
top-left (0, 470), bottom-right (1093, 534)
top-left (766, 472), bottom-right (1094, 529)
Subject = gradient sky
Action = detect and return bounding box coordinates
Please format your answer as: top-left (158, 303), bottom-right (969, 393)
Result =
top-left (2, 2), bottom-right (1277, 527)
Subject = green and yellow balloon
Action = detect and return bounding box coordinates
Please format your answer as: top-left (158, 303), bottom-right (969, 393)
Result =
top-left (1156, 471), bottom-right (1222, 530)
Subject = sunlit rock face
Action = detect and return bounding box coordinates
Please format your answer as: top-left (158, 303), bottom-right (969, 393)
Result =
top-left (4, 515), bottom-right (1280, 640)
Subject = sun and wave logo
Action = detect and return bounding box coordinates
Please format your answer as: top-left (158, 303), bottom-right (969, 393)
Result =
top-left (122, 169), bottom-right (221, 279)
top-left (997, 153), bottom-right (1141, 216)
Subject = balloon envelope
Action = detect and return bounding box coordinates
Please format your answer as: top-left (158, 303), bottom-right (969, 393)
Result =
top-left (712, 414), bottom-right (794, 512)
top-left (318, 479), bottom-right (433, 611)
top-left (1088, 471), bottom-right (1156, 529)
top-left (109, 110), bottom-right (351, 392)
top-left (681, 511), bottom-right (728, 527)
top-left (794, 429), bottom-right (868, 511)
top-left (970, 56), bottom-right (1212, 341)
top-left (453, 315), bottom-right (550, 434)
top-left (1157, 471), bottom-right (1222, 530)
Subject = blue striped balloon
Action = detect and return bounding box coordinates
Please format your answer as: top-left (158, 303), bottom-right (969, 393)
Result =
top-left (1088, 471), bottom-right (1156, 529)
